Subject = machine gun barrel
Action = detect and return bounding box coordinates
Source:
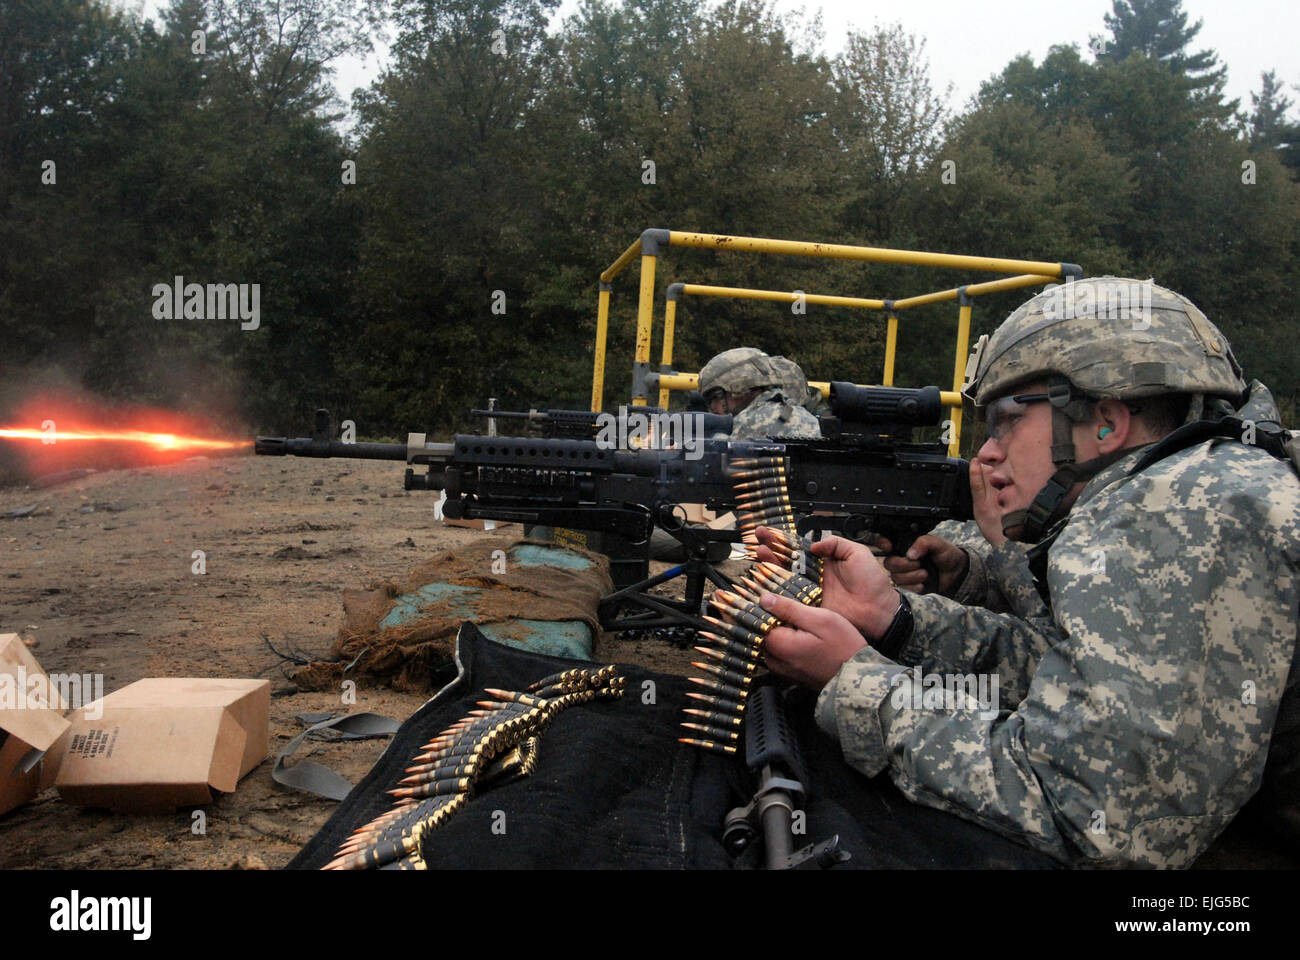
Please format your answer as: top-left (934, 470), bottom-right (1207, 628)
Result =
top-left (253, 436), bottom-right (410, 460)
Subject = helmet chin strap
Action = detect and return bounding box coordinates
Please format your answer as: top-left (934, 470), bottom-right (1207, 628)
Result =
top-left (1000, 376), bottom-right (1128, 543)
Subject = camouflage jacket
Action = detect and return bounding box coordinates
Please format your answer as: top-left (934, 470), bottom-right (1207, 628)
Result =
top-left (815, 382), bottom-right (1300, 867)
top-left (730, 390), bottom-right (821, 440)
top-left (923, 519), bottom-right (1023, 614)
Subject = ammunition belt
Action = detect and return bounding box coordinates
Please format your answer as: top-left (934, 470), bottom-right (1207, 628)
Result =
top-left (324, 665), bottom-right (626, 870)
top-left (678, 455), bottom-right (823, 755)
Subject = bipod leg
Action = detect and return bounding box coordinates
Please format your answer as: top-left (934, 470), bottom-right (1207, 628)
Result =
top-left (598, 558), bottom-right (736, 634)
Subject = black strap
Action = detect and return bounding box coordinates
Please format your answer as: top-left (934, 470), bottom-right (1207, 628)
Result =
top-left (1003, 450), bottom-right (1130, 541)
top-left (271, 712), bottom-right (401, 801)
top-left (1129, 416), bottom-right (1299, 477)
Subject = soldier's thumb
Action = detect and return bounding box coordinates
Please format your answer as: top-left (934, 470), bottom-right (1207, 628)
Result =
top-left (759, 592), bottom-right (829, 634)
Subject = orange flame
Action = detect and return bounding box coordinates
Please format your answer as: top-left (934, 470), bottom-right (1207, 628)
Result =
top-left (0, 395), bottom-right (249, 478)
top-left (0, 427), bottom-right (244, 452)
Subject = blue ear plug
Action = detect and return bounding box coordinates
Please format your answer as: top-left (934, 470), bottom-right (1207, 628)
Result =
top-left (1098, 427), bottom-right (1113, 440)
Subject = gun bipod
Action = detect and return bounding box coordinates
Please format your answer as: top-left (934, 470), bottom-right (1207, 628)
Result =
top-left (597, 527), bottom-right (739, 636)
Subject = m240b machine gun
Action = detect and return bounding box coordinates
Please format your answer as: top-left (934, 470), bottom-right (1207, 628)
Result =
top-left (254, 384), bottom-right (971, 631)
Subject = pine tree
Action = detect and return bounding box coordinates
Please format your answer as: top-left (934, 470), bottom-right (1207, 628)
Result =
top-left (1249, 70), bottom-right (1300, 174)
top-left (1096, 0), bottom-right (1222, 81)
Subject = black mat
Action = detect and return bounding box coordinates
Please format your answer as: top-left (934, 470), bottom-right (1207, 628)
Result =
top-left (288, 623), bottom-right (1061, 869)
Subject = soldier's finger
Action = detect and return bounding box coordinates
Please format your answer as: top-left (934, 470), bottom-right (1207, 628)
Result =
top-left (758, 591), bottom-right (844, 636)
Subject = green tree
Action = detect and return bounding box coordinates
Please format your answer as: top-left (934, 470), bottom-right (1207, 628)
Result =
top-left (347, 0), bottom-right (561, 429)
top-left (830, 23), bottom-right (949, 241)
top-left (1094, 0), bottom-right (1224, 87)
top-left (1249, 70), bottom-right (1300, 176)
top-left (1093, 0), bottom-right (1236, 126)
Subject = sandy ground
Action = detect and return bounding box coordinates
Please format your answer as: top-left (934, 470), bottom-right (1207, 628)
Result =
top-left (0, 452), bottom-right (697, 870)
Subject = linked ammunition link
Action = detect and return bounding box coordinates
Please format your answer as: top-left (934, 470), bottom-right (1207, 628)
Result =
top-left (323, 666), bottom-right (626, 870)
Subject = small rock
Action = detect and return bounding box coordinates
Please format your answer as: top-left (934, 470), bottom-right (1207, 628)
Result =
top-left (311, 479), bottom-right (323, 487)
top-left (79, 505), bottom-right (94, 514)
top-left (302, 539), bottom-right (317, 545)
top-left (325, 496), bottom-right (335, 502)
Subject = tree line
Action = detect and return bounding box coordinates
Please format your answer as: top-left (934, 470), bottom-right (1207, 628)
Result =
top-left (2, 0), bottom-right (1297, 447)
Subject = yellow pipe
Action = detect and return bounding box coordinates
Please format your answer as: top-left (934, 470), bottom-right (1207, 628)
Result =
top-left (668, 232), bottom-right (1068, 278)
top-left (659, 299), bottom-right (677, 408)
top-left (659, 373), bottom-right (961, 410)
top-left (893, 274), bottom-right (1056, 309)
top-left (657, 372), bottom-right (699, 392)
top-left (949, 301), bottom-right (973, 457)
top-left (600, 238), bottom-right (643, 283)
top-left (632, 253), bottom-right (657, 405)
top-left (883, 315), bottom-right (898, 387)
top-left (591, 287), bottom-right (611, 412)
top-left (679, 283), bottom-right (886, 310)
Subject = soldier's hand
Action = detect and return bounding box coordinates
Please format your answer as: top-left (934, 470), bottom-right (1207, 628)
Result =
top-left (758, 592), bottom-right (868, 689)
top-left (970, 460), bottom-right (1007, 547)
top-left (755, 530), bottom-right (897, 636)
top-left (878, 534), bottom-right (969, 596)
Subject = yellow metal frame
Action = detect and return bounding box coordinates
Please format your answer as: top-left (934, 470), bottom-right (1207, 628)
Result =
top-left (593, 229), bottom-right (1079, 456)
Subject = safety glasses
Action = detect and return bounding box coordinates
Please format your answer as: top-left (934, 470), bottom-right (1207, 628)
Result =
top-left (984, 393), bottom-right (1051, 442)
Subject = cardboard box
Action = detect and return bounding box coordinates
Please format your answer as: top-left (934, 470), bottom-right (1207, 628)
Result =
top-left (55, 678), bottom-right (269, 813)
top-left (0, 633), bottom-right (72, 816)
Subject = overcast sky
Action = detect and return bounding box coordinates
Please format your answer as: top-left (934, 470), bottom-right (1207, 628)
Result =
top-left (117, 0), bottom-right (1299, 119)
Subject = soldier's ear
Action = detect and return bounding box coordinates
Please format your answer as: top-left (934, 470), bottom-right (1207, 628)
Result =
top-left (1092, 398), bottom-right (1134, 450)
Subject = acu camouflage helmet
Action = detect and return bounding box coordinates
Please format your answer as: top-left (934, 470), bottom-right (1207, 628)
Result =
top-left (963, 277), bottom-right (1246, 409)
top-left (766, 355), bottom-right (812, 403)
top-left (699, 347), bottom-right (781, 397)
top-left (962, 277), bottom-right (1249, 543)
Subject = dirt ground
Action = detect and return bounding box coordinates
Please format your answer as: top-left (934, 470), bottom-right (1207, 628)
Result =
top-left (0, 451), bottom-right (698, 870)
top-left (2, 451), bottom-right (1291, 871)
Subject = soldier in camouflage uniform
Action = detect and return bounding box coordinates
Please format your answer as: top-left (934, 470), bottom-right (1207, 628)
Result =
top-left (758, 278), bottom-right (1300, 867)
top-left (697, 347), bottom-right (821, 440)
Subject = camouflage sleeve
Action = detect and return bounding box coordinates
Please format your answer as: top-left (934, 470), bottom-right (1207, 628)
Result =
top-left (894, 584), bottom-right (1054, 706)
top-left (950, 541), bottom-right (1043, 619)
top-left (815, 445), bottom-right (1300, 867)
top-left (731, 396), bottom-right (822, 440)
top-left (917, 520), bottom-right (1029, 614)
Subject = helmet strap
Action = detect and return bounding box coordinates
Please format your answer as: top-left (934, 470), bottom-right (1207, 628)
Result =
top-left (1000, 450), bottom-right (1128, 541)
top-left (1001, 376), bottom-right (1126, 541)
